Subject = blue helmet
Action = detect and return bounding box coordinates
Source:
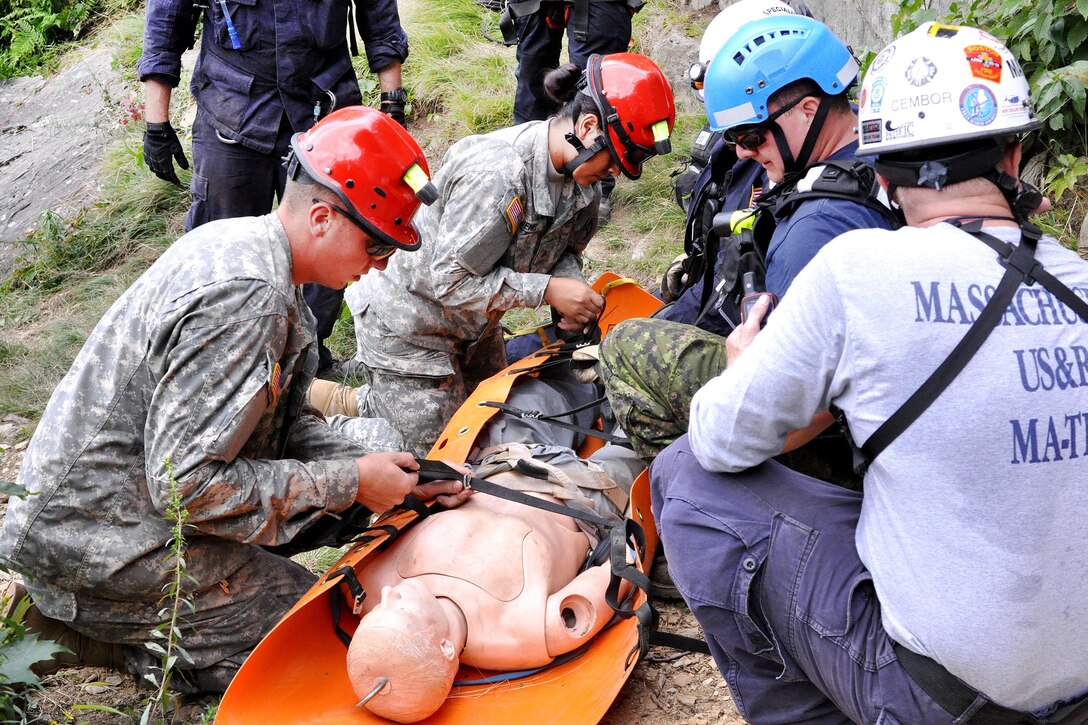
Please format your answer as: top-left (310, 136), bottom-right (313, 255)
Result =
top-left (703, 14), bottom-right (857, 132)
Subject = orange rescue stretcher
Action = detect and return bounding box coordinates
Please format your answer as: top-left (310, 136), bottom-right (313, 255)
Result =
top-left (215, 272), bottom-right (664, 724)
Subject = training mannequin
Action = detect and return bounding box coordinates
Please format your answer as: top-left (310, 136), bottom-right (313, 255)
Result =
top-left (345, 378), bottom-right (640, 722)
top-left (348, 487), bottom-right (625, 721)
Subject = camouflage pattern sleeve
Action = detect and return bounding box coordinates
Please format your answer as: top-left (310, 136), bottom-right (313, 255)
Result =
top-left (143, 281), bottom-right (360, 546)
top-left (549, 249), bottom-right (588, 281)
top-left (430, 146), bottom-right (553, 312)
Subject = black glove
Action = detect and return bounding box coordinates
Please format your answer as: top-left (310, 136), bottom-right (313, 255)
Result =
top-left (143, 121), bottom-right (189, 186)
top-left (660, 253), bottom-right (690, 302)
top-left (380, 88), bottom-right (408, 128)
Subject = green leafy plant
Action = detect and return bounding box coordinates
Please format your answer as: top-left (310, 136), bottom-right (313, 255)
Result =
top-left (0, 597), bottom-right (71, 724)
top-left (140, 458), bottom-right (196, 725)
top-left (1044, 153), bottom-right (1088, 202)
top-left (0, 0), bottom-right (142, 78)
top-left (892, 0), bottom-right (1088, 197)
top-left (0, 483), bottom-right (69, 724)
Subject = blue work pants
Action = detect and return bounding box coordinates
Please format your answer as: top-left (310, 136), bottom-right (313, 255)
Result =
top-left (650, 435), bottom-right (959, 724)
top-left (185, 110), bottom-right (292, 232)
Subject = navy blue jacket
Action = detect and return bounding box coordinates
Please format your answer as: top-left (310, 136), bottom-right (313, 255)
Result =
top-left (138, 0), bottom-right (406, 154)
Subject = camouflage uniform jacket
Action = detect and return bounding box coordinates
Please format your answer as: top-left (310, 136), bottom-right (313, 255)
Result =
top-left (345, 120), bottom-right (599, 374)
top-left (0, 214), bottom-right (367, 621)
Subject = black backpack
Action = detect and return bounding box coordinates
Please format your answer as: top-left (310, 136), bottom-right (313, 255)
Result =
top-left (701, 159), bottom-right (901, 328)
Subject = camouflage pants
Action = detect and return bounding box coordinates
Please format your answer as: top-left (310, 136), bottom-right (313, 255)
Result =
top-left (50, 546), bottom-right (317, 693)
top-left (354, 327), bottom-right (509, 457)
top-left (600, 318), bottom-right (728, 463)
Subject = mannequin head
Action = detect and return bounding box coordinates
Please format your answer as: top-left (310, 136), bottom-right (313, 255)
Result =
top-left (346, 580), bottom-right (460, 722)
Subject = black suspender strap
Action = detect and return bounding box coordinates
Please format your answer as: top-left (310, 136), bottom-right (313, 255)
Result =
top-left (970, 229), bottom-right (1088, 322)
top-left (860, 226), bottom-right (1040, 468)
top-left (859, 221), bottom-right (1088, 471)
top-left (569, 0), bottom-right (590, 42)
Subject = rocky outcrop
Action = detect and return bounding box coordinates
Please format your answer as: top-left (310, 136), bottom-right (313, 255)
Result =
top-left (0, 47), bottom-right (129, 257)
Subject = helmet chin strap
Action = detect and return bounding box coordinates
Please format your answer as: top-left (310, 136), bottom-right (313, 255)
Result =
top-left (876, 141), bottom-right (1043, 229)
top-left (561, 130), bottom-right (610, 177)
top-left (768, 95), bottom-right (833, 174)
top-left (984, 170), bottom-right (1044, 228)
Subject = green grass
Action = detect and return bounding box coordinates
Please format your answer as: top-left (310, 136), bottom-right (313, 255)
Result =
top-left (399, 0), bottom-right (517, 145)
top-left (0, 117), bottom-right (188, 418)
top-left (4, 0), bottom-right (1081, 429)
top-left (292, 546), bottom-right (352, 575)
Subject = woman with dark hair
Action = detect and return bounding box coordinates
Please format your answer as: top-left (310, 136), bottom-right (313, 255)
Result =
top-left (342, 52), bottom-right (676, 456)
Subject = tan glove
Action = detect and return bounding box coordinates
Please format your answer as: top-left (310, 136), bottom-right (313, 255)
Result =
top-left (571, 344), bottom-right (601, 385)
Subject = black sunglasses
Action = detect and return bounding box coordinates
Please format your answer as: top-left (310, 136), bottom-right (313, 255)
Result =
top-left (724, 95), bottom-right (807, 151)
top-left (313, 199), bottom-right (398, 260)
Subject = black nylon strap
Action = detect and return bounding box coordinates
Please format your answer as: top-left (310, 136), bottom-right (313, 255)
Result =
top-left (481, 399), bottom-right (624, 444)
top-left (860, 230), bottom-right (1039, 467)
top-left (650, 630), bottom-right (711, 655)
top-left (891, 643), bottom-right (1083, 724)
top-left (413, 458), bottom-right (618, 530)
top-left (496, 3), bottom-right (519, 46)
top-left (893, 643), bottom-right (979, 718)
top-left (328, 566), bottom-right (367, 647)
top-left (969, 229), bottom-right (1088, 322)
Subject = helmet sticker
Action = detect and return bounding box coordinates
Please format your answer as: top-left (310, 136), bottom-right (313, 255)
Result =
top-left (890, 91), bottom-right (952, 112)
top-left (965, 45), bottom-right (1002, 82)
top-left (927, 24), bottom-right (961, 38)
top-left (904, 56), bottom-right (938, 87)
top-left (871, 45), bottom-right (896, 73)
top-left (884, 119), bottom-right (916, 141)
top-left (960, 84), bottom-right (998, 126)
top-left (861, 118), bottom-right (882, 145)
top-left (1000, 95), bottom-right (1030, 119)
top-left (869, 78), bottom-right (886, 112)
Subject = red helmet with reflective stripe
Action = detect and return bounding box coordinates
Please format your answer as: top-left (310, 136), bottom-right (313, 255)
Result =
top-left (287, 106), bottom-right (437, 251)
top-left (582, 53), bottom-right (676, 180)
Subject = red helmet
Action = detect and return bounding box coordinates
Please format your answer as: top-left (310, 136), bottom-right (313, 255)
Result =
top-left (582, 53), bottom-right (676, 180)
top-left (287, 106), bottom-right (437, 251)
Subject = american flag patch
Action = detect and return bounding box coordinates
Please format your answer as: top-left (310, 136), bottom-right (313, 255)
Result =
top-left (268, 361), bottom-right (284, 407)
top-left (749, 185), bottom-right (764, 207)
top-left (505, 195), bottom-right (524, 235)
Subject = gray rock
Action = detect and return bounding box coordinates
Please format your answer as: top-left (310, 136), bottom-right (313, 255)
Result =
top-left (0, 47), bottom-right (128, 252)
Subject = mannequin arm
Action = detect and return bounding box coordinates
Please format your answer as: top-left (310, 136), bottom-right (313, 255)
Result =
top-left (544, 562), bottom-right (631, 657)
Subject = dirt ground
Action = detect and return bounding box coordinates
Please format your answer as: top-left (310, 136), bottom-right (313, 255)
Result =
top-left (0, 419), bottom-right (744, 724)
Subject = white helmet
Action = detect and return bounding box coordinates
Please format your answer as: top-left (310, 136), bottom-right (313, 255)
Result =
top-left (856, 22), bottom-right (1041, 157)
top-left (689, 0), bottom-right (798, 99)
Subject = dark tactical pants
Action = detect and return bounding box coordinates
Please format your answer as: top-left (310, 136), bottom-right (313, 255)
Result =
top-left (651, 435), bottom-right (979, 725)
top-left (599, 318), bottom-right (727, 463)
top-left (185, 110), bottom-right (292, 232)
top-left (512, 0), bottom-right (632, 124)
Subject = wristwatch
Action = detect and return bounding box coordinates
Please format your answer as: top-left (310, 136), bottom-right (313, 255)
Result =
top-left (380, 88), bottom-right (408, 105)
